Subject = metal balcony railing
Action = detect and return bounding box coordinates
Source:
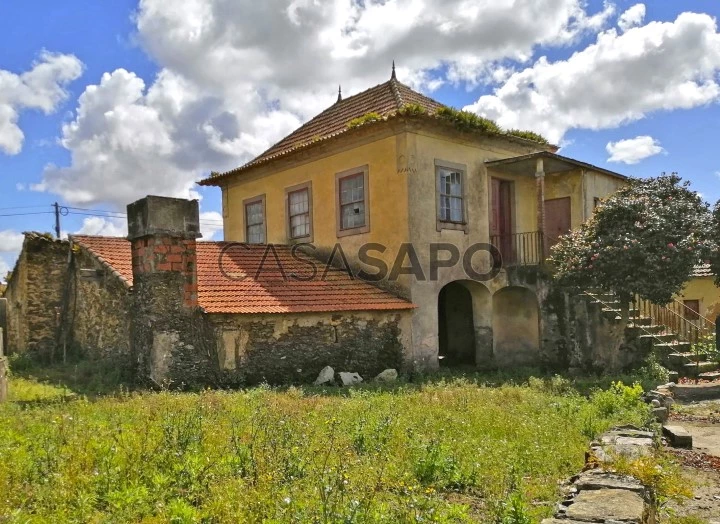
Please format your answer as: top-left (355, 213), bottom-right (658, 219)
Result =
top-left (491, 231), bottom-right (545, 267)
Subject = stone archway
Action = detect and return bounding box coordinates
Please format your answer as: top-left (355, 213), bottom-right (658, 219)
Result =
top-left (437, 280), bottom-right (492, 367)
top-left (492, 286), bottom-right (540, 368)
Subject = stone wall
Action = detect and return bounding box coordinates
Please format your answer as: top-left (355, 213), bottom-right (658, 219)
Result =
top-left (3, 233), bottom-right (68, 360)
top-left (64, 247), bottom-right (132, 362)
top-left (507, 266), bottom-right (650, 373)
top-left (210, 311), bottom-right (411, 386)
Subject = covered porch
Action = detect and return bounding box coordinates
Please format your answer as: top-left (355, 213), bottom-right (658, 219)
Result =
top-left (484, 151), bottom-right (626, 267)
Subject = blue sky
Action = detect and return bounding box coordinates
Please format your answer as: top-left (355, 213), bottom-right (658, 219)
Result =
top-left (2, 0), bottom-right (720, 278)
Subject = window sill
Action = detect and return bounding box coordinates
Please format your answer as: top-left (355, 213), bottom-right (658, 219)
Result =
top-left (337, 225), bottom-right (370, 238)
top-left (436, 220), bottom-right (468, 233)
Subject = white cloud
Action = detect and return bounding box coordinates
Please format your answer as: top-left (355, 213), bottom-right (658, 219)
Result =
top-left (618, 4), bottom-right (646, 32)
top-left (0, 230), bottom-right (24, 253)
top-left (0, 51), bottom-right (83, 155)
top-left (34, 0), bottom-right (615, 207)
top-left (465, 12), bottom-right (720, 143)
top-left (606, 135), bottom-right (664, 164)
top-left (74, 216), bottom-right (127, 237)
top-left (200, 211), bottom-right (223, 241)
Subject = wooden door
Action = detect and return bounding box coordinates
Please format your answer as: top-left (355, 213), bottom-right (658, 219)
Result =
top-left (491, 179), bottom-right (513, 263)
top-left (545, 197), bottom-right (571, 248)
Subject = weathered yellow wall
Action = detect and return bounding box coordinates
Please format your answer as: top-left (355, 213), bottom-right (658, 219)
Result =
top-left (677, 277), bottom-right (720, 321)
top-left (583, 171), bottom-right (627, 220)
top-left (223, 134), bottom-right (408, 273)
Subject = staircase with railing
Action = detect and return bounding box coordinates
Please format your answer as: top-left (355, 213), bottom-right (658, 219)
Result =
top-left (584, 291), bottom-right (719, 379)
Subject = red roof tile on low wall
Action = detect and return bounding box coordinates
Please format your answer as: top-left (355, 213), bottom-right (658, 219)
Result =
top-left (70, 236), bottom-right (414, 314)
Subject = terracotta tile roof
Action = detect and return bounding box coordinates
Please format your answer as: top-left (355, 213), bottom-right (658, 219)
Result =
top-left (72, 236), bottom-right (134, 287)
top-left (200, 78), bottom-right (445, 184)
top-left (70, 236), bottom-right (414, 314)
top-left (692, 263), bottom-right (715, 278)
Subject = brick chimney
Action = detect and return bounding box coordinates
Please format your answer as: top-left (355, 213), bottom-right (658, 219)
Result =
top-left (126, 196), bottom-right (205, 387)
top-left (127, 195), bottom-right (201, 308)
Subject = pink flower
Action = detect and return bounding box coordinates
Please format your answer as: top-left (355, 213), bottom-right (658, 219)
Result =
top-left (668, 243), bottom-right (675, 249)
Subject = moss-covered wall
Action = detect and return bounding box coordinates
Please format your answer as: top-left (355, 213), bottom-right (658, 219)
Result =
top-left (3, 233), bottom-right (68, 360)
top-left (209, 311), bottom-right (411, 386)
top-left (66, 247), bottom-right (132, 361)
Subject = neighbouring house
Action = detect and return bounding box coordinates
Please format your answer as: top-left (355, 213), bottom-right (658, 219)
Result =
top-left (3, 71), bottom-right (669, 385)
top-left (2, 197), bottom-right (413, 386)
top-left (677, 264), bottom-right (720, 322)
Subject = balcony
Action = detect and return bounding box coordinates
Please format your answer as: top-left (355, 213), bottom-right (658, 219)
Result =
top-left (491, 231), bottom-right (545, 267)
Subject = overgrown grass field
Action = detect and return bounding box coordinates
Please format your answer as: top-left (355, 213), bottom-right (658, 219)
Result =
top-left (0, 374), bottom-right (652, 523)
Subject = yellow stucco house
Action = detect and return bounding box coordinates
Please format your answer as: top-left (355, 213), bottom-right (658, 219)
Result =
top-left (677, 264), bottom-right (720, 322)
top-left (200, 69), bottom-right (652, 372)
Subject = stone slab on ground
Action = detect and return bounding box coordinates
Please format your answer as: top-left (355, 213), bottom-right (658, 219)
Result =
top-left (313, 366), bottom-right (335, 386)
top-left (338, 372), bottom-right (363, 386)
top-left (675, 383), bottom-right (720, 402)
top-left (682, 421), bottom-right (720, 457)
top-left (662, 425), bottom-right (693, 448)
top-left (573, 470), bottom-right (646, 494)
top-left (374, 369), bottom-right (398, 382)
top-left (564, 488), bottom-right (645, 522)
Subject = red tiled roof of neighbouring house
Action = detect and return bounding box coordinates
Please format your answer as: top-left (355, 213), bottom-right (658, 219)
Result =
top-left (70, 236), bottom-right (414, 314)
top-left (72, 235), bottom-right (134, 287)
top-left (200, 77), bottom-right (445, 184)
top-left (692, 263), bottom-right (715, 278)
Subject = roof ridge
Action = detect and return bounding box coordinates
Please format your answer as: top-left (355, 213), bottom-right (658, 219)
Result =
top-left (389, 78), bottom-right (404, 108)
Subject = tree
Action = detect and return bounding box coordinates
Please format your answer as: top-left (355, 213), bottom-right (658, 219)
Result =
top-left (550, 174), bottom-right (714, 305)
top-left (712, 202), bottom-right (720, 288)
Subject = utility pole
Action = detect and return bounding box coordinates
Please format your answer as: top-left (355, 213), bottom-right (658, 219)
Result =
top-left (53, 202), bottom-right (61, 239)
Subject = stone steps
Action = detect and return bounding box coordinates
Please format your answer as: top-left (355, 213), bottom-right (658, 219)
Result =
top-left (683, 361), bottom-right (720, 375)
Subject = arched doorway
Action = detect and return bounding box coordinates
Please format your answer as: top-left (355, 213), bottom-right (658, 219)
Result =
top-left (492, 286), bottom-right (540, 367)
top-left (437, 280), bottom-right (492, 367)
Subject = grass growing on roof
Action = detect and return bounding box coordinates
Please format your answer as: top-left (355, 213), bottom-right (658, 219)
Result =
top-left (0, 374), bottom-right (653, 522)
top-left (347, 112), bottom-right (383, 129)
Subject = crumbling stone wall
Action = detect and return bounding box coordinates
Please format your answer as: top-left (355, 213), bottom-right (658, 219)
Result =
top-left (3, 233), bottom-right (68, 360)
top-left (210, 311), bottom-right (411, 386)
top-left (507, 267), bottom-right (650, 373)
top-left (64, 247), bottom-right (132, 361)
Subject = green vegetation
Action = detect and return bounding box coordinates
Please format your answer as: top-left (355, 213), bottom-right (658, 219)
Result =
top-left (505, 129), bottom-right (550, 145)
top-left (347, 112), bottom-right (384, 129)
top-left (398, 103), bottom-right (428, 116)
top-left (436, 106), bottom-right (502, 134)
top-left (712, 202), bottom-right (720, 287)
top-left (346, 105), bottom-right (552, 145)
top-left (551, 173), bottom-right (715, 304)
top-left (0, 371), bottom-right (654, 523)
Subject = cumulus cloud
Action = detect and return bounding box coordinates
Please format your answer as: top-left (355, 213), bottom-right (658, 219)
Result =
top-left (0, 51), bottom-right (83, 155)
top-left (465, 12), bottom-right (720, 143)
top-left (618, 4), bottom-right (646, 32)
top-left (0, 230), bottom-right (24, 253)
top-left (74, 216), bottom-right (128, 237)
top-left (200, 211), bottom-right (223, 241)
top-left (34, 0), bottom-right (614, 207)
top-left (606, 135), bottom-right (664, 164)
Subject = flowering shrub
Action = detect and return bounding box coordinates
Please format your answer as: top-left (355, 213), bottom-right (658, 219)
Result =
top-left (551, 174), bottom-right (714, 304)
top-left (712, 202), bottom-right (720, 288)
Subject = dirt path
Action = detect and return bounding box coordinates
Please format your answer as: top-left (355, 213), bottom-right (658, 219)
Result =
top-left (663, 402), bottom-right (720, 523)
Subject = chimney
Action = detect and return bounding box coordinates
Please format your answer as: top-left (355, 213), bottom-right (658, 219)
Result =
top-left (126, 196), bottom-right (206, 387)
top-left (127, 195), bottom-right (201, 308)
